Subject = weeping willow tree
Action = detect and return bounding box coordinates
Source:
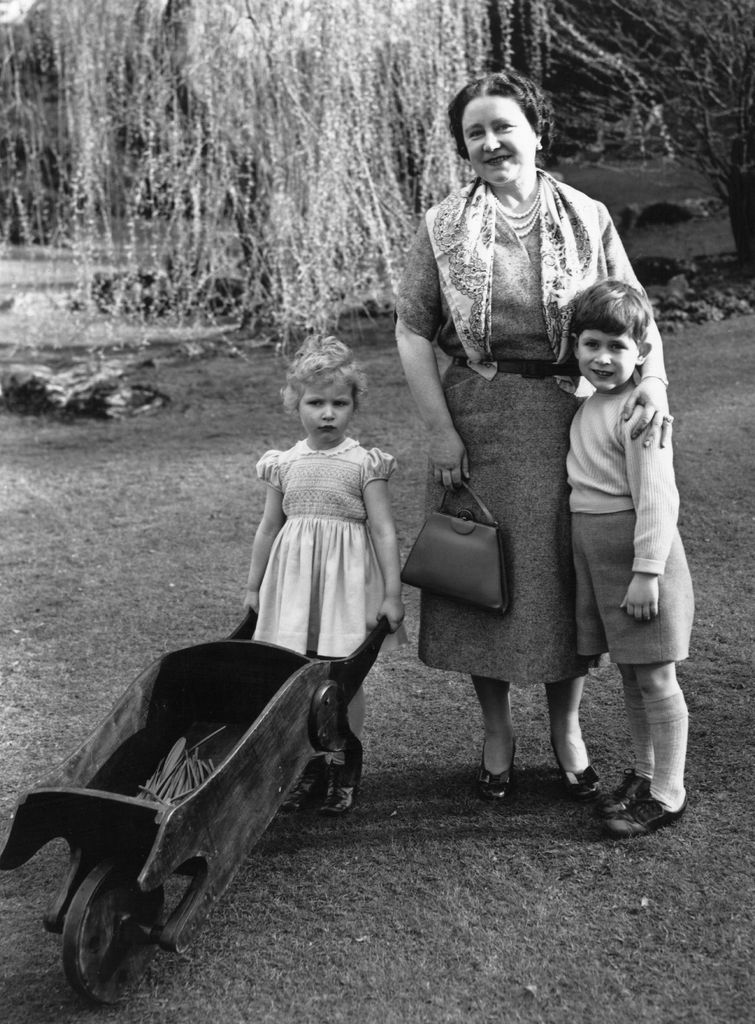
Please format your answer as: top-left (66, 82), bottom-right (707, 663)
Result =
top-left (0, 0), bottom-right (602, 340)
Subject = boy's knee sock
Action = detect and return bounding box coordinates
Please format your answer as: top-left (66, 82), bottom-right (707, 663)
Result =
top-left (623, 679), bottom-right (654, 780)
top-left (644, 690), bottom-right (688, 811)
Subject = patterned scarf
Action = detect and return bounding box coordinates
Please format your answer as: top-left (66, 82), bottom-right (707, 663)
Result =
top-left (426, 170), bottom-right (604, 370)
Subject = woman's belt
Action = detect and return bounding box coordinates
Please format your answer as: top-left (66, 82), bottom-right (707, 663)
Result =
top-left (451, 356), bottom-right (579, 378)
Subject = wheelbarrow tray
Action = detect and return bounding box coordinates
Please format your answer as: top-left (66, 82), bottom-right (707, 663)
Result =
top-left (1, 614), bottom-right (387, 997)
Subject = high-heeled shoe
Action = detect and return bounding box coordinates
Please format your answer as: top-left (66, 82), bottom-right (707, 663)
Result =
top-left (477, 742), bottom-right (516, 801)
top-left (550, 738), bottom-right (600, 801)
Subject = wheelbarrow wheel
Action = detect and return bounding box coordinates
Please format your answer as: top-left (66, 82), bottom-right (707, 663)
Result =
top-left (62, 858), bottom-right (164, 1003)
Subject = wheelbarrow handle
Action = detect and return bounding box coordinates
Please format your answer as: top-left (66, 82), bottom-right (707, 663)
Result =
top-left (369, 615), bottom-right (392, 645)
top-left (226, 607), bottom-right (258, 641)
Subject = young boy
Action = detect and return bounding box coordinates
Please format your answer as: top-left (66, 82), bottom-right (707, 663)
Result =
top-left (567, 279), bottom-right (694, 838)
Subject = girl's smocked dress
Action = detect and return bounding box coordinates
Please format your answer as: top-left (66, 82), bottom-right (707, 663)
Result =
top-left (253, 437), bottom-right (400, 658)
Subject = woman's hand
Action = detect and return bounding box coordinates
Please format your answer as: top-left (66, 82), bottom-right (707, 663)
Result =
top-left (395, 320), bottom-right (469, 487)
top-left (430, 429), bottom-right (469, 488)
top-left (243, 590), bottom-right (260, 613)
top-left (621, 378), bottom-right (673, 448)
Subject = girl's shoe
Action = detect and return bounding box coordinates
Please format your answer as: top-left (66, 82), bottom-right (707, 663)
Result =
top-left (596, 769), bottom-right (651, 818)
top-left (603, 796), bottom-right (687, 838)
top-left (281, 757), bottom-right (327, 812)
top-left (477, 742), bottom-right (516, 801)
top-left (550, 738), bottom-right (600, 801)
top-left (319, 760), bottom-right (356, 815)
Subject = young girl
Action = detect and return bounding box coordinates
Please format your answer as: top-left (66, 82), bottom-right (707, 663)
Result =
top-left (567, 280), bottom-right (694, 838)
top-left (244, 335), bottom-right (406, 815)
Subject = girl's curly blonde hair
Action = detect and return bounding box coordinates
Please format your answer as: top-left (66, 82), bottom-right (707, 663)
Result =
top-left (281, 335), bottom-right (368, 413)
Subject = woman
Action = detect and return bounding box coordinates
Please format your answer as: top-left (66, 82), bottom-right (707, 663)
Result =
top-left (395, 70), bottom-right (671, 801)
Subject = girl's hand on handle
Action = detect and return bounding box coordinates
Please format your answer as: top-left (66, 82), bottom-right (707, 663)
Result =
top-left (620, 573), bottom-right (659, 621)
top-left (379, 595), bottom-right (406, 633)
top-left (430, 429), bottom-right (469, 489)
top-left (622, 378), bottom-right (672, 448)
top-left (243, 591), bottom-right (260, 613)
top-left (362, 478), bottom-right (405, 634)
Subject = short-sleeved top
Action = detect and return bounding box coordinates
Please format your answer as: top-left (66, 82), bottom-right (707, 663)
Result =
top-left (395, 195), bottom-right (638, 361)
top-left (257, 438), bottom-right (395, 520)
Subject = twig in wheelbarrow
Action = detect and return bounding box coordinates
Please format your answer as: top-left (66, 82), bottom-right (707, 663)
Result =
top-left (138, 728), bottom-right (224, 804)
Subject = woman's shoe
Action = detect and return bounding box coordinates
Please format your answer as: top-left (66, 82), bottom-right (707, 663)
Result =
top-left (551, 738), bottom-right (600, 801)
top-left (477, 742), bottom-right (516, 801)
top-left (596, 769), bottom-right (651, 818)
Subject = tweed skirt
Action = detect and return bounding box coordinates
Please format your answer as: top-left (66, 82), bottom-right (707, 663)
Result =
top-left (571, 510), bottom-right (694, 664)
top-left (417, 364), bottom-right (592, 686)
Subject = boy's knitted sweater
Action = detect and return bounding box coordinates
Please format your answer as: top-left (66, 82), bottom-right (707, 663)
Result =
top-left (567, 388), bottom-right (680, 575)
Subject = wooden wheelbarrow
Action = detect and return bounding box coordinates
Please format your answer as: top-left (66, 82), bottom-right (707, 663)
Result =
top-left (0, 611), bottom-right (388, 1003)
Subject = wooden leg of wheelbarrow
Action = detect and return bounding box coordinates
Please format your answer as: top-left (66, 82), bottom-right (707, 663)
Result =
top-left (44, 845), bottom-right (93, 934)
top-left (155, 859), bottom-right (212, 954)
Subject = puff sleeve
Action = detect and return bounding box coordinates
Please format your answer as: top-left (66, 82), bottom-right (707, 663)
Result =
top-left (255, 450), bottom-right (283, 491)
top-left (360, 447), bottom-right (397, 488)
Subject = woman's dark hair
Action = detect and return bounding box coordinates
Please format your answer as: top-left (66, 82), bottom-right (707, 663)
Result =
top-left (448, 70), bottom-right (554, 162)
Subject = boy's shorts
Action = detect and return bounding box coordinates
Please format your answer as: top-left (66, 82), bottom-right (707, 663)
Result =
top-left (571, 510), bottom-right (694, 664)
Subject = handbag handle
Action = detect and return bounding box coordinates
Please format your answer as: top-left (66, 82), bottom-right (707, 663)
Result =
top-left (439, 482), bottom-right (497, 526)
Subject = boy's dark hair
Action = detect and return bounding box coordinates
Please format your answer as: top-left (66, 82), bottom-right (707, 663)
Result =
top-left (448, 70), bottom-right (554, 162)
top-left (570, 279), bottom-right (653, 344)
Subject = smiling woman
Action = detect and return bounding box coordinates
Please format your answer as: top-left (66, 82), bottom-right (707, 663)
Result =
top-left (459, 94), bottom-right (543, 215)
top-left (395, 69), bottom-right (673, 811)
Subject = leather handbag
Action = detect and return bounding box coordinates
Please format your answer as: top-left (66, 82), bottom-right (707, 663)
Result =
top-left (401, 483), bottom-right (509, 614)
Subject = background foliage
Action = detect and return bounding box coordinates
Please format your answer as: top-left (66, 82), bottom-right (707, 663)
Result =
top-left (1, 0), bottom-right (752, 341)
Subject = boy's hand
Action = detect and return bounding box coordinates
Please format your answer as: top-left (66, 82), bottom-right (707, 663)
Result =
top-left (620, 573), bottom-right (660, 620)
top-left (379, 596), bottom-right (405, 633)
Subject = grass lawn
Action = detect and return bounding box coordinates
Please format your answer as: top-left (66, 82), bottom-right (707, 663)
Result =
top-left (1, 160), bottom-right (754, 1022)
top-left (1, 306), bottom-right (754, 1023)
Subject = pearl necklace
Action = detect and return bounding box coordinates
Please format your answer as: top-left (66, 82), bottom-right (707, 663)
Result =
top-left (495, 186), bottom-right (541, 240)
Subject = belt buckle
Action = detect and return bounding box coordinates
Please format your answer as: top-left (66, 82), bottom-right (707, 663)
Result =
top-left (520, 360), bottom-right (548, 378)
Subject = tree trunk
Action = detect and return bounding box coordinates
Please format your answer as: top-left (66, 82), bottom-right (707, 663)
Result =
top-left (728, 164), bottom-right (755, 266)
